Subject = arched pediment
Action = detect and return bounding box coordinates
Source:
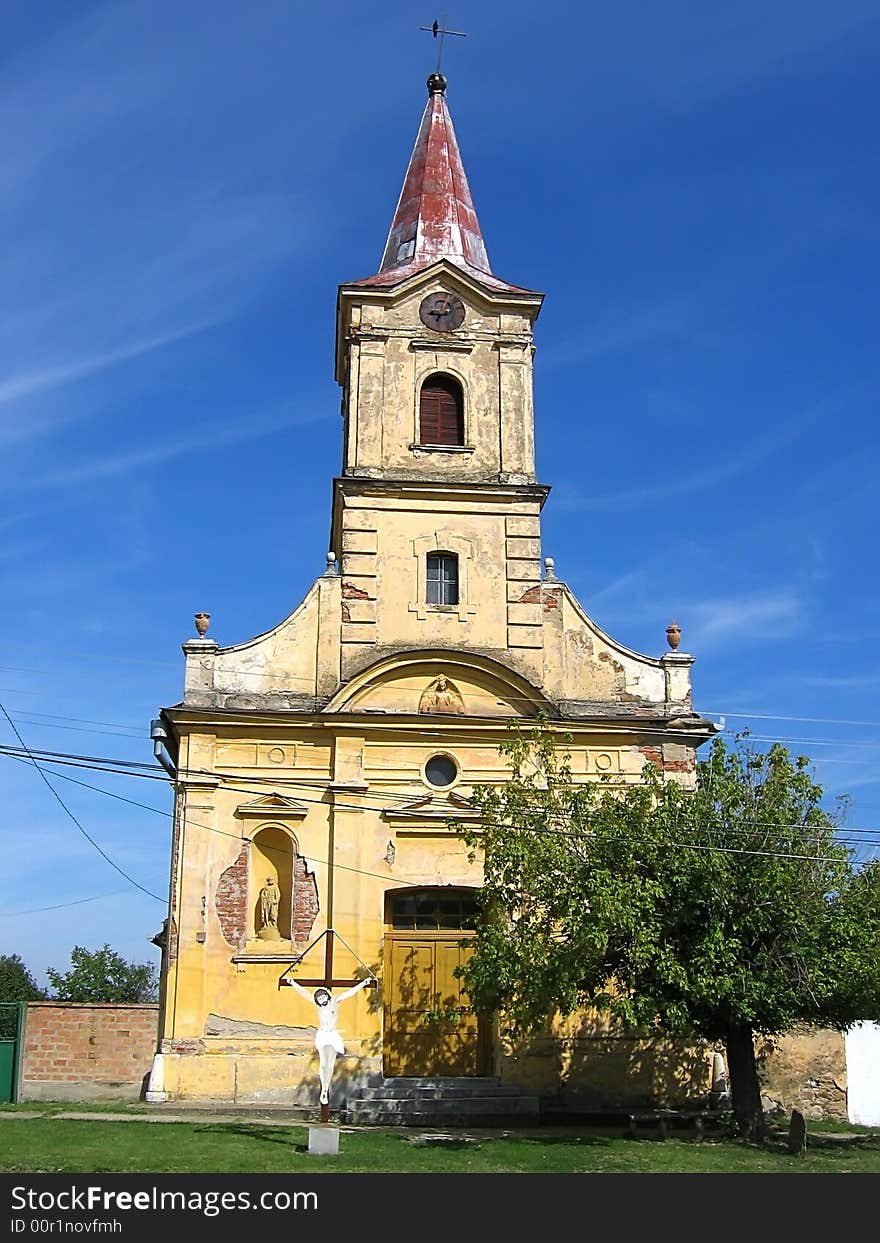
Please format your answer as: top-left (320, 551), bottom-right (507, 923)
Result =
top-left (324, 649), bottom-right (554, 718)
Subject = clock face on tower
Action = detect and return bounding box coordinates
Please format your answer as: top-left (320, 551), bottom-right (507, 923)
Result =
top-left (419, 292), bottom-right (466, 333)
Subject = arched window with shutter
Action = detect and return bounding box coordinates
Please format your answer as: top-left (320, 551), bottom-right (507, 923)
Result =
top-left (419, 374), bottom-right (464, 446)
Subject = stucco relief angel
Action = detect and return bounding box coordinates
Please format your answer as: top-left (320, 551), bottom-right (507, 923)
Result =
top-left (419, 673), bottom-right (464, 715)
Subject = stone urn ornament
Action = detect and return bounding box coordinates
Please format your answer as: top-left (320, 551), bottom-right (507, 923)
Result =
top-left (666, 621), bottom-right (681, 651)
top-left (194, 612), bottom-right (211, 638)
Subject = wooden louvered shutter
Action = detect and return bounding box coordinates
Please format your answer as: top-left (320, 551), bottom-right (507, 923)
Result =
top-left (419, 376), bottom-right (463, 445)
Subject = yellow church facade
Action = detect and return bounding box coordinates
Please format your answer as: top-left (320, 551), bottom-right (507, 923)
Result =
top-left (149, 73), bottom-right (717, 1111)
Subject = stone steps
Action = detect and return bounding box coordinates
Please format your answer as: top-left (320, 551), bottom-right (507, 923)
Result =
top-left (353, 1083), bottom-right (524, 1102)
top-left (342, 1076), bottom-right (540, 1127)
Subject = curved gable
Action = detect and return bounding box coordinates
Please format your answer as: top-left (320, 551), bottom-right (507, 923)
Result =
top-left (325, 649), bottom-right (554, 718)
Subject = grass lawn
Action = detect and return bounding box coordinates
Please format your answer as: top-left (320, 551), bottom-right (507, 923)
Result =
top-left (2, 1110), bottom-right (879, 1173)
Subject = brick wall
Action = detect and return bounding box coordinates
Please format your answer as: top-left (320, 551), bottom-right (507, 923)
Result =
top-left (20, 1003), bottom-right (159, 1102)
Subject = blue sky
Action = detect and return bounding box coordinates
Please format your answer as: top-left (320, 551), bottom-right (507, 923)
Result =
top-left (1, 0), bottom-right (878, 985)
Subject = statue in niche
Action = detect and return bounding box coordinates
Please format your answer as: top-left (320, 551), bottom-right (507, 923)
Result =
top-left (257, 876), bottom-right (282, 940)
top-left (419, 673), bottom-right (464, 715)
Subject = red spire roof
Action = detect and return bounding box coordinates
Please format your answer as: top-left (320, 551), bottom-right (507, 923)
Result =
top-left (352, 75), bottom-right (531, 295)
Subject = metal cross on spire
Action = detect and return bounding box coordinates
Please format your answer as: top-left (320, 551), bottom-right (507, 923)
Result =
top-left (420, 14), bottom-right (467, 74)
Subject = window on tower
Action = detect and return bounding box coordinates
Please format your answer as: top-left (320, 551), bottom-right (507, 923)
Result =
top-left (419, 374), bottom-right (464, 446)
top-left (426, 552), bottom-right (459, 606)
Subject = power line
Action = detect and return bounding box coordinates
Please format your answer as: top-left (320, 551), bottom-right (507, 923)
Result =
top-left (8, 718), bottom-right (144, 741)
top-left (0, 656), bottom-right (178, 675)
top-left (0, 753), bottom-right (439, 897)
top-left (0, 891), bottom-right (131, 918)
top-left (2, 745), bottom-right (876, 922)
top-left (6, 742), bottom-right (878, 873)
top-left (2, 736), bottom-right (879, 845)
top-left (0, 702), bottom-right (165, 904)
top-left (0, 742), bottom-right (165, 776)
top-left (734, 734), bottom-right (880, 750)
top-left (6, 656), bottom-right (876, 731)
top-left (3, 678), bottom-right (880, 765)
top-left (0, 655), bottom-right (867, 725)
top-left (6, 709), bottom-right (143, 733)
top-left (706, 710), bottom-right (880, 728)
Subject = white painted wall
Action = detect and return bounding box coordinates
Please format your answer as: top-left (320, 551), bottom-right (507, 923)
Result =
top-left (846, 1022), bottom-right (880, 1126)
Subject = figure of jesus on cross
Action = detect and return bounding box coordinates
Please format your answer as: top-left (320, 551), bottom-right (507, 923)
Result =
top-left (280, 929), bottom-right (377, 1119)
top-left (286, 974), bottom-right (376, 1106)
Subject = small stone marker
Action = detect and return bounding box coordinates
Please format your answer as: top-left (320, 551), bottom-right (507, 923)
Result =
top-left (308, 1124), bottom-right (340, 1156)
top-left (787, 1108), bottom-right (807, 1155)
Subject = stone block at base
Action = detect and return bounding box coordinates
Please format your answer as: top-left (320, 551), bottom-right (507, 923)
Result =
top-left (308, 1125), bottom-right (340, 1156)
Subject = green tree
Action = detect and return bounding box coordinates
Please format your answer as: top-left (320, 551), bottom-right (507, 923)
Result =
top-left (0, 954), bottom-right (46, 1002)
top-left (47, 944), bottom-right (158, 1003)
top-left (458, 728), bottom-right (880, 1141)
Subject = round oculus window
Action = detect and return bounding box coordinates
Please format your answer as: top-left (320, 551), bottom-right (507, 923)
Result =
top-left (424, 754), bottom-right (458, 788)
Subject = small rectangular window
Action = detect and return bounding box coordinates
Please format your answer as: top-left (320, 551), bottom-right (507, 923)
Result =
top-left (426, 553), bottom-right (459, 605)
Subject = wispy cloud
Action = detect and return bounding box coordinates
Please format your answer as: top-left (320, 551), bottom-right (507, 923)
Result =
top-left (30, 405), bottom-right (331, 492)
top-left (796, 672), bottom-right (880, 692)
top-left (553, 385), bottom-right (852, 512)
top-left (538, 213), bottom-right (854, 373)
top-left (0, 321), bottom-right (216, 415)
top-left (588, 565), bottom-right (654, 607)
top-left (0, 8), bottom-right (317, 455)
top-left (601, 3), bottom-right (880, 113)
top-left (538, 296), bottom-right (702, 371)
top-left (555, 424), bottom-right (798, 512)
top-left (685, 588), bottom-right (808, 651)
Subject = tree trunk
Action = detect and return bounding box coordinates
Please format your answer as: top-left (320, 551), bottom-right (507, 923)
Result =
top-left (724, 1023), bottom-right (766, 1141)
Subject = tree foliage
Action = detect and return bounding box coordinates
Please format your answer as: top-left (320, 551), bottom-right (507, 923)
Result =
top-left (0, 954), bottom-right (46, 1003)
top-left (458, 728), bottom-right (880, 1140)
top-left (46, 944), bottom-right (158, 1004)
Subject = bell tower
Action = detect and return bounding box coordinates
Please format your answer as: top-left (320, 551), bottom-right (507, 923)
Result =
top-left (331, 74), bottom-right (548, 680)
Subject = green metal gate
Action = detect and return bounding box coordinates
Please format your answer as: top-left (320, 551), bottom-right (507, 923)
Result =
top-left (0, 1003), bottom-right (22, 1103)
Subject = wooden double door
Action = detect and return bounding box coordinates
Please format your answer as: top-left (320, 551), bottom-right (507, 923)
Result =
top-left (383, 933), bottom-right (490, 1077)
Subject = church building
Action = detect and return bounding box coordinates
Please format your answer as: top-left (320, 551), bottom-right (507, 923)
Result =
top-left (148, 71), bottom-right (717, 1111)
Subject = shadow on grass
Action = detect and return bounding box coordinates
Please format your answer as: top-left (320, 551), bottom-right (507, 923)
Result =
top-left (189, 1122), bottom-right (622, 1152)
top-left (491, 1133), bottom-right (616, 1147)
top-left (192, 1124), bottom-right (304, 1150)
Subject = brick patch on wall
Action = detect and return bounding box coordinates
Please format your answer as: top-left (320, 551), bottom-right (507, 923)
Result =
top-left (293, 854), bottom-right (320, 944)
top-left (216, 843), bottom-right (249, 947)
top-left (216, 843), bottom-right (318, 947)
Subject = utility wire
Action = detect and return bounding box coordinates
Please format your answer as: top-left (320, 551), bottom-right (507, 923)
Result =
top-left (7, 709), bottom-right (143, 733)
top-left (2, 746), bottom-right (876, 920)
top-left (2, 738), bottom-right (879, 845)
top-left (0, 702), bottom-right (165, 904)
top-left (705, 710), bottom-right (880, 728)
top-left (4, 693), bottom-right (880, 769)
top-left (0, 891), bottom-right (131, 917)
top-left (7, 719), bottom-right (144, 741)
top-left (5, 741), bottom-right (876, 845)
top-left (4, 744), bottom-right (877, 871)
top-left (0, 742), bottom-right (166, 775)
top-left (3, 665), bottom-right (880, 733)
